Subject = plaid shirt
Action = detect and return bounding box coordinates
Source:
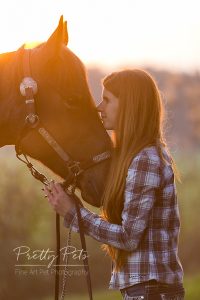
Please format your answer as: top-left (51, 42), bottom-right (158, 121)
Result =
top-left (64, 146), bottom-right (184, 290)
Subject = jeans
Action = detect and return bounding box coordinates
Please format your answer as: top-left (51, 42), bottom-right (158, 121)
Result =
top-left (120, 280), bottom-right (185, 300)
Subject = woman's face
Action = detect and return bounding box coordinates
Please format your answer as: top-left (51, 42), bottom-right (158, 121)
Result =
top-left (97, 88), bottom-right (119, 130)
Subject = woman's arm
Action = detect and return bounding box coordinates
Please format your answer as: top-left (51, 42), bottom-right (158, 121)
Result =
top-left (64, 151), bottom-right (161, 251)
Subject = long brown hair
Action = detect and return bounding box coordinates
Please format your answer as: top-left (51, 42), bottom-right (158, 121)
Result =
top-left (100, 69), bottom-right (178, 271)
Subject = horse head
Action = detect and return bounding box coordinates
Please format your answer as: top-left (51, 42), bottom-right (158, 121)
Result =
top-left (0, 16), bottom-right (112, 207)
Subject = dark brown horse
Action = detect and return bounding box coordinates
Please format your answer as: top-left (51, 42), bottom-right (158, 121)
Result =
top-left (0, 17), bottom-right (112, 207)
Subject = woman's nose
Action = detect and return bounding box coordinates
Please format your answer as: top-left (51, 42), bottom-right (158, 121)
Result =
top-left (97, 101), bottom-right (104, 112)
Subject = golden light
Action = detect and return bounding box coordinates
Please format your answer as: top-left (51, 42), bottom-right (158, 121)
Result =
top-left (0, 0), bottom-right (199, 71)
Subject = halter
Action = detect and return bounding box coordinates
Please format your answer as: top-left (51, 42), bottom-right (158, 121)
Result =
top-left (16, 50), bottom-right (111, 184)
top-left (16, 48), bottom-right (111, 300)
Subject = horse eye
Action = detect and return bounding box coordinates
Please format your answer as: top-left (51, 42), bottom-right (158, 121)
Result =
top-left (64, 96), bottom-right (80, 109)
top-left (67, 97), bottom-right (74, 104)
top-left (64, 95), bottom-right (82, 109)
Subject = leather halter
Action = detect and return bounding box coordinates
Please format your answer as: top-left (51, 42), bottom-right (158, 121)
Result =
top-left (16, 48), bottom-right (111, 300)
top-left (16, 48), bottom-right (111, 182)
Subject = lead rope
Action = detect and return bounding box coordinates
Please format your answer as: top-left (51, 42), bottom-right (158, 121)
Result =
top-left (60, 181), bottom-right (93, 300)
top-left (16, 151), bottom-right (93, 300)
top-left (60, 184), bottom-right (75, 300)
top-left (60, 225), bottom-right (72, 299)
top-left (55, 213), bottom-right (61, 300)
top-left (60, 206), bottom-right (93, 300)
top-left (15, 152), bottom-right (61, 299)
top-left (75, 199), bottom-right (93, 300)
top-left (16, 148), bottom-right (110, 300)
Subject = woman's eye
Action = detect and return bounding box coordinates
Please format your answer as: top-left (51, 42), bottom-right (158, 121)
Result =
top-left (103, 97), bottom-right (109, 104)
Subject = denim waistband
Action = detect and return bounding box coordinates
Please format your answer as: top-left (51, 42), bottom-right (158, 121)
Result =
top-left (121, 279), bottom-right (185, 295)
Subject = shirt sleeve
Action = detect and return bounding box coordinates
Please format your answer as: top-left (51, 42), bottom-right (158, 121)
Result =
top-left (63, 151), bottom-right (161, 251)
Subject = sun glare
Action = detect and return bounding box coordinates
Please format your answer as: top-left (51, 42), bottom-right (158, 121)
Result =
top-left (0, 0), bottom-right (199, 71)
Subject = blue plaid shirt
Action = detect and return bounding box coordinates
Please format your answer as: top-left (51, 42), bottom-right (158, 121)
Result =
top-left (64, 146), bottom-right (184, 290)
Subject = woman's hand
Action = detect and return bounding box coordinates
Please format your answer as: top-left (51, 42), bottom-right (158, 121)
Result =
top-left (44, 181), bottom-right (75, 217)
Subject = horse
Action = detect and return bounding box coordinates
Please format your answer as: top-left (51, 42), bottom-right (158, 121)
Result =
top-left (0, 16), bottom-right (112, 299)
top-left (0, 16), bottom-right (112, 207)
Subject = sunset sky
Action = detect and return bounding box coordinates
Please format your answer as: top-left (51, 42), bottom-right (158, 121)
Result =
top-left (0, 0), bottom-right (199, 72)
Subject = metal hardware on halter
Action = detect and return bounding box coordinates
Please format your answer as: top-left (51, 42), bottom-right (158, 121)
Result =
top-left (26, 99), bottom-right (34, 104)
top-left (20, 77), bottom-right (38, 96)
top-left (20, 76), bottom-right (39, 127)
top-left (66, 160), bottom-right (83, 177)
top-left (93, 151), bottom-right (111, 163)
top-left (25, 113), bottom-right (39, 126)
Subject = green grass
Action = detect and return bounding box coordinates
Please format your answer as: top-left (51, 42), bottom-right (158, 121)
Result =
top-left (184, 273), bottom-right (200, 300)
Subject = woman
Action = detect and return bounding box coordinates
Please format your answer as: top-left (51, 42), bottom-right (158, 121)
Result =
top-left (44, 69), bottom-right (185, 299)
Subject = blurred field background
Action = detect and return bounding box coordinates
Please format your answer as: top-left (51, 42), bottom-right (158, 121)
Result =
top-left (0, 67), bottom-right (200, 300)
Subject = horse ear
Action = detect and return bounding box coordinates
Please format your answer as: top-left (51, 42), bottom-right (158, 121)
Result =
top-left (63, 21), bottom-right (69, 45)
top-left (38, 15), bottom-right (68, 63)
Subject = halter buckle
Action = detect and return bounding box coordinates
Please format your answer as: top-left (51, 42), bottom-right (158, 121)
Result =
top-left (20, 77), bottom-right (38, 96)
top-left (25, 114), bottom-right (39, 127)
top-left (66, 161), bottom-right (83, 176)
